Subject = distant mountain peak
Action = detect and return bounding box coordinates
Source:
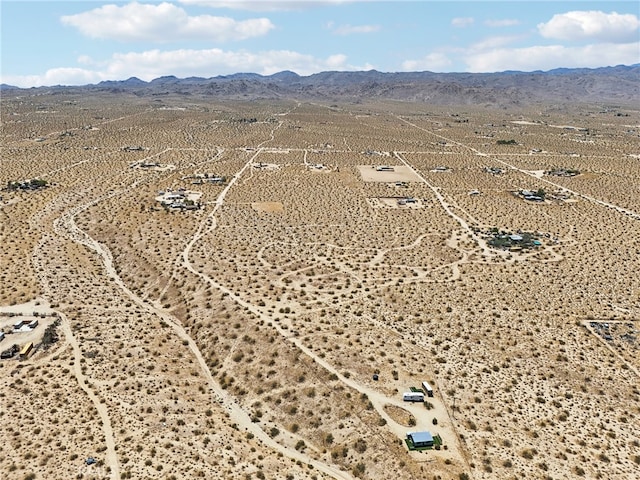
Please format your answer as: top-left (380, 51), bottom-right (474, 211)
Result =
top-left (2, 65), bottom-right (638, 107)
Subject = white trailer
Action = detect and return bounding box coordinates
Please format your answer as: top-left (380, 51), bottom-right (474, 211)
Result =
top-left (403, 391), bottom-right (425, 402)
top-left (422, 381), bottom-right (434, 397)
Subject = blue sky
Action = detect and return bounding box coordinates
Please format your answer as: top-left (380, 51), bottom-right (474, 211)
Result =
top-left (2, 1), bottom-right (639, 87)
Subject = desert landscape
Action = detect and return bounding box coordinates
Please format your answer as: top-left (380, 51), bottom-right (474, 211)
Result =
top-left (1, 83), bottom-right (639, 480)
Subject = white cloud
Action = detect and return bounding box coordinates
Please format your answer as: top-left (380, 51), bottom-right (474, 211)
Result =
top-left (538, 11), bottom-right (640, 43)
top-left (451, 17), bottom-right (474, 28)
top-left (484, 19), bottom-right (520, 28)
top-left (469, 35), bottom-right (523, 52)
top-left (401, 53), bottom-right (453, 72)
top-left (330, 23), bottom-right (381, 35)
top-left (77, 55), bottom-right (95, 66)
top-left (60, 2), bottom-right (274, 42)
top-left (3, 68), bottom-right (104, 88)
top-left (178, 0), bottom-right (352, 11)
top-left (3, 48), bottom-right (370, 87)
top-left (464, 42), bottom-right (640, 72)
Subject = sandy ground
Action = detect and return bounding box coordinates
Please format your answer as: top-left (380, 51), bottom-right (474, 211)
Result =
top-left (357, 165), bottom-right (423, 183)
top-left (1, 95), bottom-right (639, 480)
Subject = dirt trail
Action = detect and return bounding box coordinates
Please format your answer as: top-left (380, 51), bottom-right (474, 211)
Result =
top-left (31, 227), bottom-right (121, 478)
top-left (396, 115), bottom-right (640, 222)
top-left (44, 107), bottom-right (355, 480)
top-left (181, 123), bottom-right (465, 473)
top-left (59, 311), bottom-right (121, 479)
top-left (393, 151), bottom-right (507, 260)
top-left (53, 187), bottom-right (355, 480)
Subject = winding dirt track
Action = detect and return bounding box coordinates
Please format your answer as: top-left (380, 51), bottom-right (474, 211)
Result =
top-left (179, 110), bottom-right (468, 471)
top-left (59, 311), bottom-right (121, 479)
top-left (9, 95), bottom-right (639, 480)
top-left (52, 175), bottom-right (357, 480)
top-left (43, 107), bottom-right (358, 480)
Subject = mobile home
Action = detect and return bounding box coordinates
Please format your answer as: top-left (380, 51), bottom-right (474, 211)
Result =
top-left (403, 391), bottom-right (425, 402)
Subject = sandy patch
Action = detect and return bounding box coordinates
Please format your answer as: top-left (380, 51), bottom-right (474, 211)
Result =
top-left (0, 298), bottom-right (53, 315)
top-left (524, 169), bottom-right (545, 178)
top-left (252, 201), bottom-right (284, 213)
top-left (155, 189), bottom-right (202, 203)
top-left (511, 120), bottom-right (540, 125)
top-left (252, 162), bottom-right (281, 170)
top-left (367, 197), bottom-right (426, 209)
top-left (549, 124), bottom-right (587, 131)
top-left (130, 161), bottom-right (176, 172)
top-left (358, 165), bottom-right (423, 183)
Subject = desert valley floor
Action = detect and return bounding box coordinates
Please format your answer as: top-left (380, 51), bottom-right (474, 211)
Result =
top-left (1, 93), bottom-right (639, 480)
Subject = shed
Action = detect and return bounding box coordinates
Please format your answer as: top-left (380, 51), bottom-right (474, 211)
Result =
top-left (407, 431), bottom-right (434, 448)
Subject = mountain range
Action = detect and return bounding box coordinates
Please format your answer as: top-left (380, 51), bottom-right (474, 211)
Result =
top-left (2, 65), bottom-right (638, 106)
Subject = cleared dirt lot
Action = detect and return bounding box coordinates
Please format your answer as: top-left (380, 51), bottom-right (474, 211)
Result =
top-left (357, 164), bottom-right (423, 183)
top-left (1, 94), bottom-right (639, 480)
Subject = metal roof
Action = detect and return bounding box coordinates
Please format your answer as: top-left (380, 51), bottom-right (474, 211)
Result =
top-left (408, 431), bottom-right (433, 443)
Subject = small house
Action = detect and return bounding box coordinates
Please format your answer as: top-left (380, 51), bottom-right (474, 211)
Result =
top-left (407, 431), bottom-right (434, 448)
top-left (28, 319), bottom-right (39, 329)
